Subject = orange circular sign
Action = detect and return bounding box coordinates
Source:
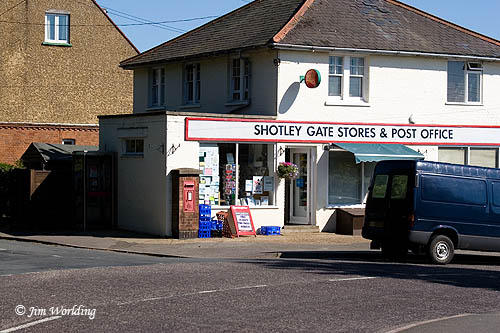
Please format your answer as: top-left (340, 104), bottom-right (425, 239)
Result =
top-left (304, 69), bottom-right (321, 88)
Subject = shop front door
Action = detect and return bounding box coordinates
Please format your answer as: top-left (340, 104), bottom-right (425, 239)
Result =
top-left (289, 148), bottom-right (311, 224)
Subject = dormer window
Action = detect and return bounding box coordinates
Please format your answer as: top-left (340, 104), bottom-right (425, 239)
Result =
top-left (45, 11), bottom-right (70, 45)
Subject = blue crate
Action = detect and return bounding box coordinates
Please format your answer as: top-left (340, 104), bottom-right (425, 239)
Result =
top-left (211, 218), bottom-right (223, 231)
top-left (199, 221), bottom-right (211, 231)
top-left (198, 230), bottom-right (211, 238)
top-left (199, 204), bottom-right (211, 218)
top-left (260, 226), bottom-right (281, 236)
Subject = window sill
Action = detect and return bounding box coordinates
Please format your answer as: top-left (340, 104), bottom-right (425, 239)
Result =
top-left (326, 203), bottom-right (365, 209)
top-left (325, 98), bottom-right (370, 107)
top-left (445, 102), bottom-right (483, 106)
top-left (225, 101), bottom-right (250, 107)
top-left (120, 154), bottom-right (144, 159)
top-left (42, 41), bottom-right (72, 47)
top-left (179, 103), bottom-right (201, 109)
top-left (146, 106), bottom-right (166, 111)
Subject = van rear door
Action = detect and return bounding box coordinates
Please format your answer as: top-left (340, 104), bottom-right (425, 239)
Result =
top-left (364, 161), bottom-right (416, 246)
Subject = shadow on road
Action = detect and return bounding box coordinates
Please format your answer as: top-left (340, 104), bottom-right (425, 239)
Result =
top-left (245, 250), bottom-right (500, 291)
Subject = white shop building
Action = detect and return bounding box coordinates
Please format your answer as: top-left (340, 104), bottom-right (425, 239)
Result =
top-left (99, 0), bottom-right (500, 236)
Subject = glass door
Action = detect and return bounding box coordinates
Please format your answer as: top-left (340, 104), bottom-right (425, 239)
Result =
top-left (290, 149), bottom-right (310, 224)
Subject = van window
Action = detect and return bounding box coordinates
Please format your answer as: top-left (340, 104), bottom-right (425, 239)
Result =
top-left (391, 175), bottom-right (408, 199)
top-left (372, 175), bottom-right (389, 198)
top-left (492, 182), bottom-right (500, 207)
top-left (422, 175), bottom-right (487, 206)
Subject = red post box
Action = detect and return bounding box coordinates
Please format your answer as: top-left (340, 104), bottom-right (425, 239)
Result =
top-left (183, 181), bottom-right (195, 212)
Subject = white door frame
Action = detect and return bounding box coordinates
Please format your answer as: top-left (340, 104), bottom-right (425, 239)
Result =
top-left (288, 147), bottom-right (315, 225)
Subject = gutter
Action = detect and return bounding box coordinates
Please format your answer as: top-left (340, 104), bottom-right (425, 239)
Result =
top-left (270, 43), bottom-right (500, 62)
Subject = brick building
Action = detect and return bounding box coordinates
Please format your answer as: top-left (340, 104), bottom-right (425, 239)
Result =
top-left (0, 0), bottom-right (138, 164)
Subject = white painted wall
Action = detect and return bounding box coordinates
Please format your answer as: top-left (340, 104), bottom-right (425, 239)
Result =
top-left (99, 113), bottom-right (167, 236)
top-left (276, 49), bottom-right (500, 231)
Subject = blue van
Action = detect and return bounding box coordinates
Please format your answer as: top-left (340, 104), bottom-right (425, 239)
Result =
top-left (362, 160), bottom-right (500, 264)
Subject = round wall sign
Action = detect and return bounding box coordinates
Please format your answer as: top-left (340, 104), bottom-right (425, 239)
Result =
top-left (304, 69), bottom-right (321, 88)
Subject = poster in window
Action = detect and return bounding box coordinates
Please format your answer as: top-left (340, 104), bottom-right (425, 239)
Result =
top-left (263, 176), bottom-right (274, 191)
top-left (245, 180), bottom-right (253, 192)
top-left (252, 176), bottom-right (263, 194)
top-left (261, 196), bottom-right (269, 206)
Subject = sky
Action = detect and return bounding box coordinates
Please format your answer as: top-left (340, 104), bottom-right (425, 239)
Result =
top-left (95, 0), bottom-right (500, 53)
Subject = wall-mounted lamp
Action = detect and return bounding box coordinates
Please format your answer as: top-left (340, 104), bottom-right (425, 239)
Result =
top-left (277, 146), bottom-right (285, 156)
top-left (167, 143), bottom-right (180, 156)
top-left (273, 58), bottom-right (281, 67)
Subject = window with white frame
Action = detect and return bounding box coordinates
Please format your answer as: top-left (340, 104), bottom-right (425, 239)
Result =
top-left (328, 150), bottom-right (375, 205)
top-left (230, 58), bottom-right (250, 102)
top-left (184, 63), bottom-right (200, 104)
top-left (328, 56), bottom-right (366, 101)
top-left (123, 138), bottom-right (144, 156)
top-left (149, 68), bottom-right (165, 107)
top-left (447, 61), bottom-right (482, 103)
top-left (439, 147), bottom-right (498, 168)
top-left (45, 12), bottom-right (70, 44)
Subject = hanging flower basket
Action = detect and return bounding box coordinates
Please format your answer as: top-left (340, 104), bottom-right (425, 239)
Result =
top-left (277, 162), bottom-right (299, 180)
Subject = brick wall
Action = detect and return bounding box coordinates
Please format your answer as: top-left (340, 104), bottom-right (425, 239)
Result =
top-left (0, 123), bottom-right (99, 165)
top-left (171, 172), bottom-right (200, 239)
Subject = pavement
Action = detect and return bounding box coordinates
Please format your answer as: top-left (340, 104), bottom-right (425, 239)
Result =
top-left (0, 228), bottom-right (370, 259)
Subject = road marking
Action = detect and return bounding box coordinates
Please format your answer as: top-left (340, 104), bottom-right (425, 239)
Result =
top-left (329, 277), bottom-right (377, 282)
top-left (386, 313), bottom-right (472, 333)
top-left (0, 248), bottom-right (6, 251)
top-left (197, 290), bottom-right (217, 294)
top-left (0, 316), bottom-right (62, 333)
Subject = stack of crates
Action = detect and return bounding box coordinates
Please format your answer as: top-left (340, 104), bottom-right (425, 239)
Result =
top-left (210, 217), bottom-right (224, 237)
top-left (260, 226), bottom-right (281, 236)
top-left (198, 204), bottom-right (211, 238)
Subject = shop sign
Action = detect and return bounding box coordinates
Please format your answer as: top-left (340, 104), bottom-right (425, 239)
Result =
top-left (226, 206), bottom-right (257, 237)
top-left (186, 118), bottom-right (500, 146)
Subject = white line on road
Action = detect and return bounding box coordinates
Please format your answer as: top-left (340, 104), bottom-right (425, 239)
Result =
top-left (329, 277), bottom-right (377, 282)
top-left (0, 316), bottom-right (62, 333)
top-left (386, 313), bottom-right (472, 333)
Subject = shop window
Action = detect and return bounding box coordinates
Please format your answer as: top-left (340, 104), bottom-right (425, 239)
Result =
top-left (199, 143), bottom-right (275, 206)
top-left (328, 151), bottom-right (375, 205)
top-left (438, 147), bottom-right (498, 168)
top-left (447, 61), bottom-right (482, 104)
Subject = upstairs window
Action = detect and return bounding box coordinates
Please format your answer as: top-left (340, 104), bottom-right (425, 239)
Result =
top-left (149, 68), bottom-right (165, 108)
top-left (184, 63), bottom-right (201, 105)
top-left (447, 61), bottom-right (482, 103)
top-left (123, 138), bottom-right (144, 157)
top-left (328, 56), bottom-right (367, 102)
top-left (230, 58), bottom-right (250, 102)
top-left (45, 12), bottom-right (70, 44)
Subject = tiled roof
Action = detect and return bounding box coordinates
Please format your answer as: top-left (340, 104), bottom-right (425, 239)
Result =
top-left (120, 0), bottom-right (305, 67)
top-left (121, 0), bottom-right (500, 68)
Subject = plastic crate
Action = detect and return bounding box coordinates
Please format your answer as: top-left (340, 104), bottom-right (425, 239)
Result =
top-left (199, 220), bottom-right (211, 231)
top-left (211, 218), bottom-right (223, 231)
top-left (260, 226), bottom-right (281, 236)
top-left (198, 230), bottom-right (211, 238)
top-left (199, 204), bottom-right (211, 219)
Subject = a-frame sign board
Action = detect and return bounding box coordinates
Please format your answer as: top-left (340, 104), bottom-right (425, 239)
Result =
top-left (227, 206), bottom-right (257, 237)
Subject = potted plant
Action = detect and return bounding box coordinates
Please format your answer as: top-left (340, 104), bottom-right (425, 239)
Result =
top-left (277, 162), bottom-right (299, 180)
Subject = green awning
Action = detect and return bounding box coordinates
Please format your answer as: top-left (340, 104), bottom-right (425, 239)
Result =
top-left (333, 143), bottom-right (424, 163)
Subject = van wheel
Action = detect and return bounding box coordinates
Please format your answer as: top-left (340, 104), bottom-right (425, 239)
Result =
top-left (428, 235), bottom-right (454, 265)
